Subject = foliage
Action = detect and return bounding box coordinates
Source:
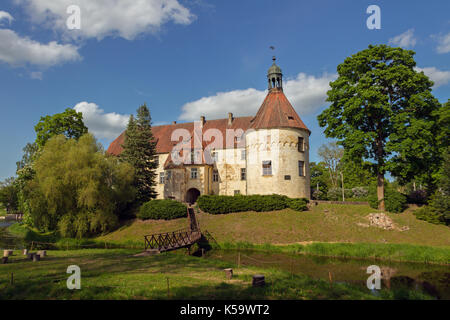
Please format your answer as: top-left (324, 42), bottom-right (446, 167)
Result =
top-left (326, 188), bottom-right (354, 201)
top-left (368, 187), bottom-right (407, 213)
top-left (137, 199), bottom-right (187, 220)
top-left (120, 104), bottom-right (158, 203)
top-left (351, 187), bottom-right (369, 198)
top-left (413, 148), bottom-right (450, 225)
top-left (34, 108), bottom-right (88, 148)
top-left (197, 194), bottom-right (308, 214)
top-left (0, 177), bottom-right (18, 213)
top-left (317, 142), bottom-right (343, 188)
top-left (407, 189), bottom-right (428, 205)
top-left (310, 162), bottom-right (329, 199)
top-left (15, 142), bottom-right (39, 171)
top-left (286, 198), bottom-right (309, 211)
top-left (21, 134), bottom-right (135, 237)
top-left (318, 45), bottom-right (441, 210)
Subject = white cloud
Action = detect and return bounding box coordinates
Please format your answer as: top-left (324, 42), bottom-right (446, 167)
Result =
top-left (179, 73), bottom-right (336, 121)
top-left (15, 0), bottom-right (196, 40)
top-left (435, 32), bottom-right (450, 54)
top-left (389, 29), bottom-right (417, 48)
top-left (74, 102), bottom-right (130, 140)
top-left (0, 29), bottom-right (81, 67)
top-left (0, 11), bottom-right (14, 25)
top-left (415, 67), bottom-right (450, 88)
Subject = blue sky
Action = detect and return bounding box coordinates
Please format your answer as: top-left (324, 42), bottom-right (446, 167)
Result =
top-left (0, 0), bottom-right (449, 180)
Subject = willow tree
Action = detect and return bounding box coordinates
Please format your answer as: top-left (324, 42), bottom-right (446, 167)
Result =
top-left (318, 45), bottom-right (440, 210)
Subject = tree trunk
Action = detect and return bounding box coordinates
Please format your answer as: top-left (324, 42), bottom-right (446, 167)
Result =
top-left (377, 172), bottom-right (385, 211)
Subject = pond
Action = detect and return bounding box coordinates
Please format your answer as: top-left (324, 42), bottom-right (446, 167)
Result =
top-left (209, 249), bottom-right (450, 299)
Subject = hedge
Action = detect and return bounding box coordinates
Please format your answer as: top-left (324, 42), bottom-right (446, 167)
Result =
top-left (197, 194), bottom-right (308, 214)
top-left (137, 199), bottom-right (187, 220)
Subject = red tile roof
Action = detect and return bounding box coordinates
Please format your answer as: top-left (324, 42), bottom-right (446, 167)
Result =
top-left (249, 88), bottom-right (310, 132)
top-left (106, 116), bottom-right (253, 156)
top-left (107, 88), bottom-right (310, 158)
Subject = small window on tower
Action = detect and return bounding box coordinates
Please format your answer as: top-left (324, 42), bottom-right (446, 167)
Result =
top-left (159, 172), bottom-right (165, 184)
top-left (298, 161), bottom-right (305, 177)
top-left (298, 137), bottom-right (304, 152)
top-left (241, 168), bottom-right (246, 181)
top-left (288, 116), bottom-right (294, 120)
top-left (213, 170), bottom-right (219, 182)
top-left (191, 168), bottom-right (198, 179)
top-left (262, 160), bottom-right (272, 176)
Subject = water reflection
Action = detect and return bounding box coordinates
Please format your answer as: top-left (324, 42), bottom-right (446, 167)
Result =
top-left (210, 249), bottom-right (450, 299)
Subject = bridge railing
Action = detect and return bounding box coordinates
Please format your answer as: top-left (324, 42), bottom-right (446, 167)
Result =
top-left (144, 228), bottom-right (201, 251)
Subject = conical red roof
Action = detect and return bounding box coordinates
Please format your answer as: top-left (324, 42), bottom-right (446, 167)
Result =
top-left (250, 88), bottom-right (310, 133)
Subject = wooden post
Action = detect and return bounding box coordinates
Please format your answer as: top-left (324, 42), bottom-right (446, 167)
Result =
top-left (328, 271), bottom-right (333, 288)
top-left (3, 250), bottom-right (9, 257)
top-left (23, 249), bottom-right (28, 255)
top-left (252, 275), bottom-right (265, 287)
top-left (167, 278), bottom-right (170, 299)
top-left (237, 252), bottom-right (240, 269)
top-left (224, 268), bottom-right (233, 280)
top-left (30, 241), bottom-right (34, 251)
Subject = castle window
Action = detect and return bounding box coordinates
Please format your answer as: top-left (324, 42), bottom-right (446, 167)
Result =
top-left (298, 161), bottom-right (305, 177)
top-left (190, 150), bottom-right (195, 164)
top-left (262, 160), bottom-right (272, 176)
top-left (166, 171), bottom-right (172, 180)
top-left (234, 190), bottom-right (241, 195)
top-left (213, 170), bottom-right (219, 182)
top-left (191, 168), bottom-right (198, 179)
top-left (241, 168), bottom-right (246, 181)
top-left (159, 172), bottom-right (165, 184)
top-left (241, 149), bottom-right (246, 160)
top-left (298, 137), bottom-right (304, 152)
top-left (284, 175), bottom-right (291, 180)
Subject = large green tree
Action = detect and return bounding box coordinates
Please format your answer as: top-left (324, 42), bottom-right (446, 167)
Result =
top-left (34, 108), bottom-right (88, 147)
top-left (121, 104), bottom-right (158, 203)
top-left (318, 45), bottom-right (440, 210)
top-left (0, 178), bottom-right (18, 213)
top-left (23, 134), bottom-right (135, 236)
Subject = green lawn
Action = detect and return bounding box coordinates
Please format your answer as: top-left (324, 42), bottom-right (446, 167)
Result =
top-left (0, 249), bottom-right (431, 300)
top-left (98, 204), bottom-right (450, 246)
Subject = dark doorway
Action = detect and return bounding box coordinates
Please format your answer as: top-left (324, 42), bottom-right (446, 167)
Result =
top-left (186, 188), bottom-right (201, 204)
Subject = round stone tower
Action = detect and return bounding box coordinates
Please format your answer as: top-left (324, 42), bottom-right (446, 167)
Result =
top-left (246, 57), bottom-right (311, 199)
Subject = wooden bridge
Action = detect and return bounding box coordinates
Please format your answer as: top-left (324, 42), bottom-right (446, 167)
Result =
top-left (143, 207), bottom-right (202, 253)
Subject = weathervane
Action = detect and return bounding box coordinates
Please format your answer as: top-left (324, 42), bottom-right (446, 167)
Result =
top-left (269, 46), bottom-right (276, 61)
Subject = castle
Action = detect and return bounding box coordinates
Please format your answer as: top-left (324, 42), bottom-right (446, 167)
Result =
top-left (107, 57), bottom-right (311, 203)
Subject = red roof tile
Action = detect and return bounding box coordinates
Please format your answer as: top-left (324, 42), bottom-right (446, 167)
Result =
top-left (249, 88), bottom-right (310, 133)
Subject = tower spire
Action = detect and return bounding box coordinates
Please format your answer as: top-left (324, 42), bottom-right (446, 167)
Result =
top-left (267, 56), bottom-right (282, 91)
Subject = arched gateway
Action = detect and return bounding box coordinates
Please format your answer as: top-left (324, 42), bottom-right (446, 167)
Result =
top-left (186, 188), bottom-right (200, 204)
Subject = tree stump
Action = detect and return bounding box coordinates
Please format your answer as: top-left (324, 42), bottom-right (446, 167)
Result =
top-left (33, 254), bottom-right (40, 262)
top-left (252, 275), bottom-right (265, 287)
top-left (37, 250), bottom-right (47, 258)
top-left (1, 257), bottom-right (7, 264)
top-left (23, 249), bottom-right (28, 255)
top-left (224, 268), bottom-right (233, 280)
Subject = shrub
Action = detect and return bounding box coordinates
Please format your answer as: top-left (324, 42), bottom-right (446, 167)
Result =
top-left (197, 194), bottom-right (308, 214)
top-left (327, 188), bottom-right (354, 200)
top-left (368, 188), bottom-right (407, 213)
top-left (407, 190), bottom-right (428, 205)
top-left (351, 187), bottom-right (369, 198)
top-left (413, 191), bottom-right (449, 225)
top-left (137, 199), bottom-right (187, 220)
top-left (287, 198), bottom-right (308, 211)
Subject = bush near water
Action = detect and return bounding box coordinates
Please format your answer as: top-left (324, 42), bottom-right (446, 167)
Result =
top-left (197, 194), bottom-right (308, 215)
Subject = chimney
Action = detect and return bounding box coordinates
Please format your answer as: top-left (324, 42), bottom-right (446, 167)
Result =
top-left (172, 121), bottom-right (177, 125)
top-left (200, 116), bottom-right (206, 125)
top-left (228, 112), bottom-right (233, 125)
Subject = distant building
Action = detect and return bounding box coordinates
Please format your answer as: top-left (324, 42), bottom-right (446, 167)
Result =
top-left (107, 57), bottom-right (311, 203)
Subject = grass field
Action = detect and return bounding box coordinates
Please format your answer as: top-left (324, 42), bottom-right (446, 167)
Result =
top-left (0, 249), bottom-right (432, 300)
top-left (99, 204), bottom-right (450, 247)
